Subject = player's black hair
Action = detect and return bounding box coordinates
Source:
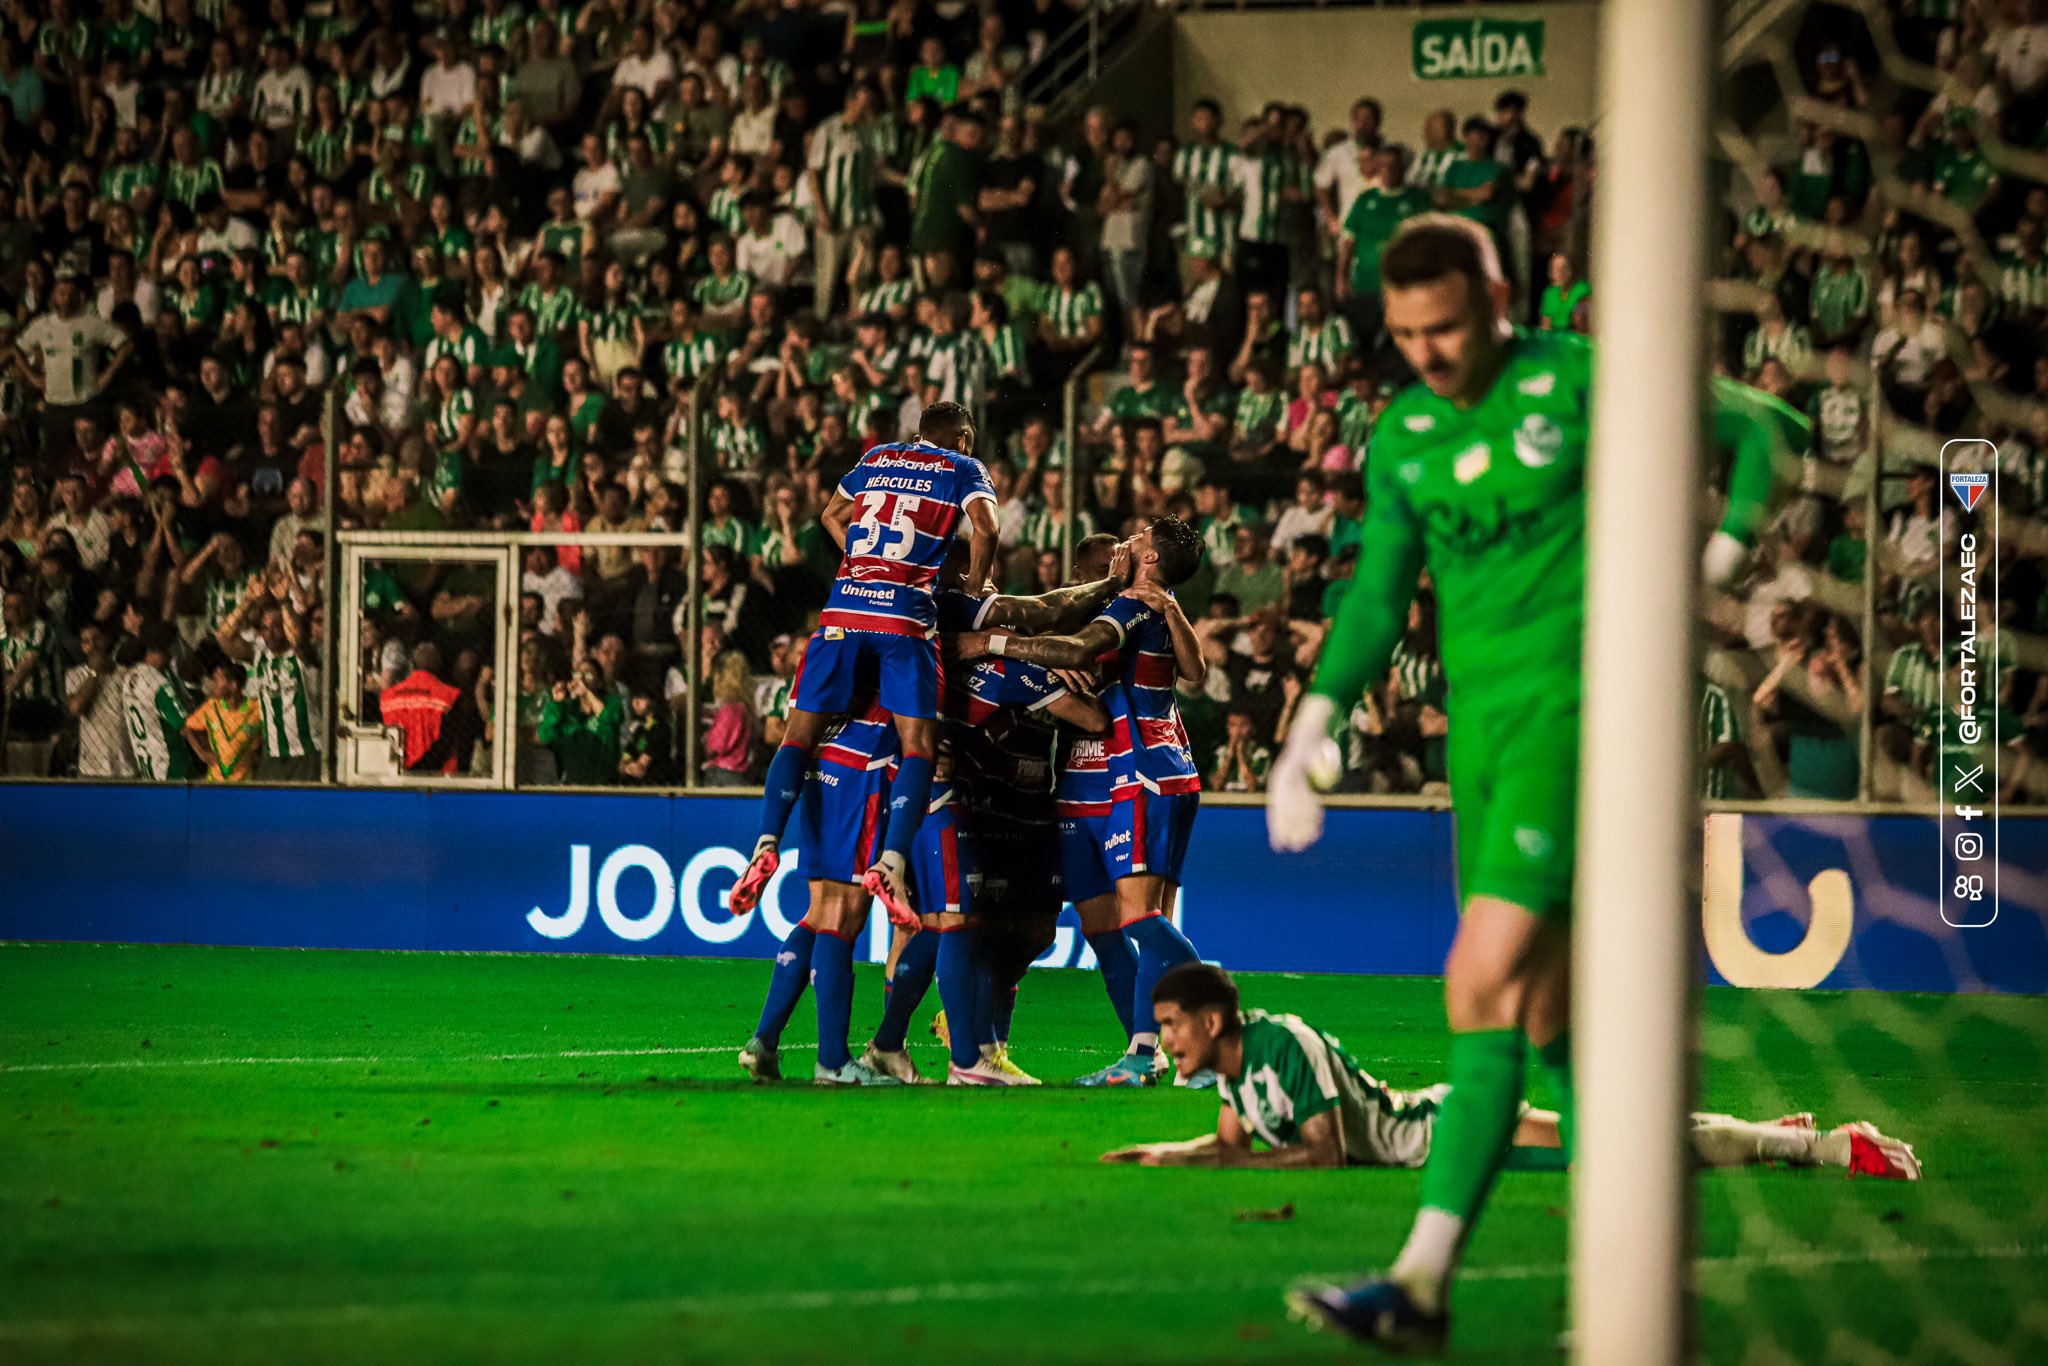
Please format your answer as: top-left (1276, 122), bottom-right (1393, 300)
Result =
top-left (918, 399), bottom-right (976, 453)
top-left (1495, 89), bottom-right (1529, 115)
top-left (1191, 97), bottom-right (1221, 120)
top-left (214, 659), bottom-right (248, 689)
top-left (1151, 963), bottom-right (1242, 1036)
top-left (1380, 214), bottom-right (1505, 291)
top-left (1146, 514), bottom-right (1203, 588)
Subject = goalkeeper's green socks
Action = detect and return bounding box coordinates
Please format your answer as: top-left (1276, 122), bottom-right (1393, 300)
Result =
top-left (1537, 1031), bottom-right (1575, 1162)
top-left (1391, 1029), bottom-right (1527, 1312)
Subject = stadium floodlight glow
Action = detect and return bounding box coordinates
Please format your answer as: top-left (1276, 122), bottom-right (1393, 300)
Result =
top-left (1575, 0), bottom-right (1715, 1361)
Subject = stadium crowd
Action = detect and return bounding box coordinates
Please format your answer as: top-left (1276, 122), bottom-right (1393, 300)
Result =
top-left (0, 0), bottom-right (2041, 803)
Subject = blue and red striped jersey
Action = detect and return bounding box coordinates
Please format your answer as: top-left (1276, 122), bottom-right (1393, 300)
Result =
top-left (817, 695), bottom-right (900, 774)
top-left (1095, 593), bottom-right (1201, 796)
top-left (821, 441), bottom-right (995, 637)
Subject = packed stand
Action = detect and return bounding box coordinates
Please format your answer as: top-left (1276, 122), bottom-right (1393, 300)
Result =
top-left (1, 0), bottom-right (2039, 801)
top-left (1698, 5), bottom-right (2048, 805)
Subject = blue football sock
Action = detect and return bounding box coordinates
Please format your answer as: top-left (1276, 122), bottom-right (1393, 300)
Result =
top-left (935, 928), bottom-right (985, 1070)
top-left (880, 752), bottom-right (935, 861)
top-left (872, 930), bottom-right (938, 1053)
top-left (1084, 930), bottom-right (1139, 1038)
top-left (811, 930), bottom-right (857, 1071)
top-left (753, 924), bottom-right (816, 1047)
top-left (1127, 914), bottom-right (1199, 1053)
top-left (756, 743), bottom-right (810, 845)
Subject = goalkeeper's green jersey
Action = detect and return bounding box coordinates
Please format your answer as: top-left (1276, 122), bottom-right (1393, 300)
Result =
top-left (1310, 327), bottom-right (1805, 718)
top-left (1221, 1010), bottom-right (1442, 1168)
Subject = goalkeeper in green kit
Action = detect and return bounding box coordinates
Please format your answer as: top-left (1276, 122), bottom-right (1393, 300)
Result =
top-left (1270, 216), bottom-right (1804, 1351)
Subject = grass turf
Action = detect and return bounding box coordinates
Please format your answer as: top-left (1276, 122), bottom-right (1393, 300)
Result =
top-left (1, 943), bottom-right (2044, 1364)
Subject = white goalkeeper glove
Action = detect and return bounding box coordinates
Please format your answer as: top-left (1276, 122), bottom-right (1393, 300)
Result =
top-left (1701, 529), bottom-right (1749, 591)
top-left (1267, 693), bottom-right (1341, 853)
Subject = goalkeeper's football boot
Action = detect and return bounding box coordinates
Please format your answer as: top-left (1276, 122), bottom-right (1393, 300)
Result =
top-left (1074, 1054), bottom-right (1156, 1087)
top-left (862, 859), bottom-right (920, 928)
top-left (1174, 1066), bottom-right (1219, 1090)
top-left (1287, 1278), bottom-right (1449, 1355)
top-left (1836, 1121), bottom-right (1923, 1180)
top-left (728, 839), bottom-right (779, 915)
top-left (737, 1036), bottom-right (781, 1082)
top-left (859, 1043), bottom-right (929, 1084)
top-left (987, 1045), bottom-right (1041, 1086)
top-left (814, 1057), bottom-right (904, 1086)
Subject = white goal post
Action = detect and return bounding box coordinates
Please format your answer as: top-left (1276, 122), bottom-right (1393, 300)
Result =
top-left (1575, 0), bottom-right (1717, 1361)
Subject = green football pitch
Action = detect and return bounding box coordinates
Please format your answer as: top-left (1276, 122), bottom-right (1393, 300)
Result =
top-left (2, 943), bottom-right (2044, 1364)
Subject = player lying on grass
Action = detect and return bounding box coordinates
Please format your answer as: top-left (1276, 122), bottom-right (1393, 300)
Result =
top-left (1103, 965), bottom-right (1924, 1180)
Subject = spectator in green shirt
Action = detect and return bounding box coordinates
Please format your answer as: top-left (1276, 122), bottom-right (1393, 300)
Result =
top-left (1537, 253), bottom-right (1590, 333)
top-left (1438, 117), bottom-right (1506, 231)
top-left (538, 660), bottom-right (624, 785)
top-left (904, 36), bottom-right (959, 106)
top-left (1336, 146), bottom-right (1428, 346)
top-left (910, 109), bottom-right (983, 266)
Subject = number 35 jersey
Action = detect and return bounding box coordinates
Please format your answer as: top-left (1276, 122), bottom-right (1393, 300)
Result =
top-left (821, 440), bottom-right (996, 638)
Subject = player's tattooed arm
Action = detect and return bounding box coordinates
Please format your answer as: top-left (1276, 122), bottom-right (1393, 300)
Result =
top-left (820, 490), bottom-right (856, 551)
top-left (978, 541), bottom-right (1133, 633)
top-left (979, 577), bottom-right (1122, 633)
top-left (954, 619), bottom-right (1121, 669)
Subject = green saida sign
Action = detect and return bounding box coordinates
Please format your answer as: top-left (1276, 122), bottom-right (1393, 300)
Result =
top-left (1413, 17), bottom-right (1546, 81)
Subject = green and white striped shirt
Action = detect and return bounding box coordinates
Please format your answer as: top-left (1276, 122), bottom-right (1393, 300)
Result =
top-left (1018, 501), bottom-right (1094, 554)
top-left (1040, 282), bottom-right (1102, 341)
top-left (520, 283), bottom-right (584, 338)
top-left (1287, 316), bottom-right (1355, 372)
top-left (1742, 322), bottom-right (1812, 376)
top-left (663, 332), bottom-right (725, 388)
top-left (99, 158), bottom-right (159, 206)
top-left (1235, 149), bottom-right (1306, 245)
top-left (0, 616), bottom-right (55, 704)
top-left (1234, 387), bottom-right (1283, 444)
top-left (197, 67), bottom-right (249, 118)
top-left (809, 112), bottom-right (877, 231)
top-left (857, 278), bottom-right (915, 316)
top-left (692, 270), bottom-right (754, 315)
top-left (1172, 141), bottom-right (1238, 257)
top-left (437, 388), bottom-right (477, 446)
top-left (712, 419), bottom-right (767, 475)
top-left (165, 159), bottom-right (227, 212)
top-left (301, 122), bottom-right (355, 182)
top-left (980, 323), bottom-right (1027, 384)
top-left (1699, 679), bottom-right (1741, 799)
top-left (1409, 145), bottom-right (1459, 192)
top-left (427, 325), bottom-right (491, 376)
top-left (707, 185), bottom-right (745, 235)
top-left (1884, 643), bottom-right (1942, 741)
top-left (250, 639), bottom-right (316, 760)
top-left (123, 663), bottom-right (196, 781)
top-left (1998, 252), bottom-right (2048, 312)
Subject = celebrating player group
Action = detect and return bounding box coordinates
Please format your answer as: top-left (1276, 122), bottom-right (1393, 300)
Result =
top-left (719, 216), bottom-right (1920, 1354)
top-left (726, 397), bottom-right (1213, 1089)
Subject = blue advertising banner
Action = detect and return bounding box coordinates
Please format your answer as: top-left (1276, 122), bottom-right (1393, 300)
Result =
top-left (0, 788), bottom-right (2041, 993)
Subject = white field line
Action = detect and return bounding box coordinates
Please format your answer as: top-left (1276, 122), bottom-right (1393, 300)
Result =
top-left (0, 1045), bottom-right (1411, 1077)
top-left (0, 1243), bottom-right (2039, 1341)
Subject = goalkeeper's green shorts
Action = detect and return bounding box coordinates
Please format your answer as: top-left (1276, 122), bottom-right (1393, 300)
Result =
top-left (1446, 700), bottom-right (1580, 918)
